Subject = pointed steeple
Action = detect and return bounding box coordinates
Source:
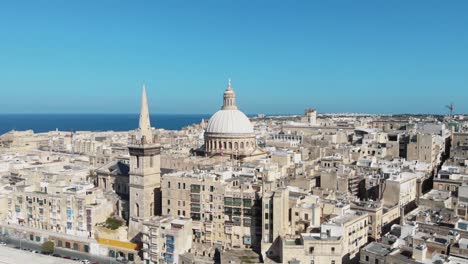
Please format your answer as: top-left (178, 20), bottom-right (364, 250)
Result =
top-left (138, 83), bottom-right (153, 144)
top-left (222, 79), bottom-right (237, 110)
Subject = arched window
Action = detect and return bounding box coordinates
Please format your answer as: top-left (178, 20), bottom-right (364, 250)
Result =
top-left (246, 142), bottom-right (250, 147)
top-left (240, 142), bottom-right (244, 149)
top-left (234, 142), bottom-right (238, 149)
top-left (223, 142), bottom-right (227, 149)
top-left (229, 142), bottom-right (232, 149)
top-left (135, 203), bottom-right (140, 217)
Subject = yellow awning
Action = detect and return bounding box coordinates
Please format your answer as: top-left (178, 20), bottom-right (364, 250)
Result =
top-left (96, 238), bottom-right (138, 250)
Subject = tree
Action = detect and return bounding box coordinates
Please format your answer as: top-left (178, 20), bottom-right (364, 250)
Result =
top-left (106, 217), bottom-right (123, 230)
top-left (41, 241), bottom-right (55, 254)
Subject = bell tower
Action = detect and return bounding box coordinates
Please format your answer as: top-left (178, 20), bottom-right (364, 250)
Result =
top-left (128, 84), bottom-right (161, 240)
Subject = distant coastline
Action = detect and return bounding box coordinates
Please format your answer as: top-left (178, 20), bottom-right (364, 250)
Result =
top-left (0, 114), bottom-right (212, 135)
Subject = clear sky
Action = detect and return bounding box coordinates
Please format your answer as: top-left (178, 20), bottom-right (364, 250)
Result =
top-left (1, 1), bottom-right (467, 115)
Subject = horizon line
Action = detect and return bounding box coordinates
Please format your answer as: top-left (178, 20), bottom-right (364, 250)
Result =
top-left (0, 112), bottom-right (461, 116)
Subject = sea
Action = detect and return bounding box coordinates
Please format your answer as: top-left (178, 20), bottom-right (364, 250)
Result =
top-left (0, 114), bottom-right (212, 135)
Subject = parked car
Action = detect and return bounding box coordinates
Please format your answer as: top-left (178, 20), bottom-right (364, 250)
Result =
top-left (0, 242), bottom-right (6, 246)
top-left (116, 256), bottom-right (128, 263)
top-left (63, 256), bottom-right (71, 259)
top-left (51, 253), bottom-right (62, 258)
top-left (80, 260), bottom-right (90, 264)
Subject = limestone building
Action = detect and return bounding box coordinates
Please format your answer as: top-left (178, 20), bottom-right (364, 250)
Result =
top-left (128, 85), bottom-right (162, 240)
top-left (161, 170), bottom-right (261, 251)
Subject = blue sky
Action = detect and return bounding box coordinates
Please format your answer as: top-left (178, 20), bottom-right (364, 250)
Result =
top-left (1, 1), bottom-right (467, 115)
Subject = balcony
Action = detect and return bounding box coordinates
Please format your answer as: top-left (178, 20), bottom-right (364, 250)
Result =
top-left (225, 224), bottom-right (233, 234)
top-left (166, 235), bottom-right (175, 244)
top-left (166, 244), bottom-right (174, 253)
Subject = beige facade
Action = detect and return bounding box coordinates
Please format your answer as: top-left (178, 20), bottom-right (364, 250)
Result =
top-left (142, 216), bottom-right (193, 264)
top-left (7, 185), bottom-right (112, 238)
top-left (161, 171), bottom-right (260, 251)
top-left (277, 210), bottom-right (369, 264)
top-left (351, 201), bottom-right (383, 241)
top-left (406, 133), bottom-right (441, 167)
top-left (382, 172), bottom-right (417, 207)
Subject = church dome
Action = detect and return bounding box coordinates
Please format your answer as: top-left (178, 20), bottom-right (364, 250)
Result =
top-left (206, 109), bottom-right (254, 134)
top-left (203, 80), bottom-right (259, 157)
top-left (205, 80), bottom-right (253, 135)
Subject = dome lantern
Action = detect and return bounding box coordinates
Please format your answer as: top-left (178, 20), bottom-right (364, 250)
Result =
top-left (222, 79), bottom-right (237, 110)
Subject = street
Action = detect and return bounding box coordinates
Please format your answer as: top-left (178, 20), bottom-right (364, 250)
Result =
top-left (0, 235), bottom-right (126, 264)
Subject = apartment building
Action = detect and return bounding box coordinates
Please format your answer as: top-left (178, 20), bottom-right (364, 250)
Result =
top-left (382, 172), bottom-right (417, 208)
top-left (6, 182), bottom-right (112, 239)
top-left (161, 171), bottom-right (261, 251)
top-left (142, 216), bottom-right (193, 264)
top-left (278, 210), bottom-right (369, 264)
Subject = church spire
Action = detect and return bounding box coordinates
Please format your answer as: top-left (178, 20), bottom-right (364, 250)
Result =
top-left (222, 79), bottom-right (237, 110)
top-left (138, 83), bottom-right (153, 144)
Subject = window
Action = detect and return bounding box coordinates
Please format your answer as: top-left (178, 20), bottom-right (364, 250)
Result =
top-left (305, 213), bottom-right (309, 220)
top-left (375, 259), bottom-right (379, 264)
top-left (264, 224), bottom-right (269, 230)
top-left (168, 200), bottom-right (171, 205)
top-left (331, 247), bottom-right (335, 253)
top-left (265, 213), bottom-right (269, 220)
top-left (331, 261), bottom-right (335, 264)
top-left (183, 183), bottom-right (186, 189)
top-left (309, 247), bottom-right (314, 254)
top-left (168, 181), bottom-right (171, 188)
top-left (178, 183), bottom-right (181, 189)
top-left (366, 256), bottom-right (369, 261)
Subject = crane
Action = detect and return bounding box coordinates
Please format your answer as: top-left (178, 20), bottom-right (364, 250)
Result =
top-left (446, 103), bottom-right (454, 116)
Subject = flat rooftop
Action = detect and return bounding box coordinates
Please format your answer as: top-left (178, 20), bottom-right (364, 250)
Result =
top-left (363, 242), bottom-right (391, 256)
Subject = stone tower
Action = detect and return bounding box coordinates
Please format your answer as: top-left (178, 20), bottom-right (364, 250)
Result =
top-left (305, 108), bottom-right (317, 126)
top-left (128, 84), bottom-right (162, 240)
